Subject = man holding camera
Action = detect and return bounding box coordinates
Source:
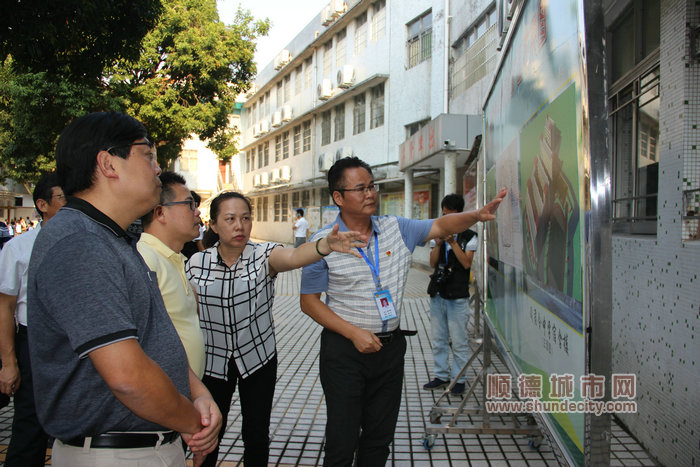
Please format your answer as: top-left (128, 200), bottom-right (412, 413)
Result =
top-left (424, 194), bottom-right (478, 396)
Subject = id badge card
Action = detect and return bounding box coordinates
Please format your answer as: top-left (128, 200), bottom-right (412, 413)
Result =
top-left (374, 289), bottom-right (398, 321)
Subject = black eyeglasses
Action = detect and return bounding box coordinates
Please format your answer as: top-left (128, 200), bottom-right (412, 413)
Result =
top-left (105, 140), bottom-right (156, 155)
top-left (162, 200), bottom-right (198, 211)
top-left (336, 184), bottom-right (379, 194)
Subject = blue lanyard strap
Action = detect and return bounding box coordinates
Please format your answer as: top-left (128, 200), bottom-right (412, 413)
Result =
top-left (357, 232), bottom-right (381, 290)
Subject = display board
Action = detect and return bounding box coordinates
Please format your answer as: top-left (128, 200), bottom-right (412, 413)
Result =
top-left (482, 0), bottom-right (603, 464)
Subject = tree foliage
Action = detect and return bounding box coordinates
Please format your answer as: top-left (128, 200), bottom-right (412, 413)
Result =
top-left (0, 0), bottom-right (269, 182)
top-left (0, 0), bottom-right (163, 79)
top-left (110, 1), bottom-right (269, 166)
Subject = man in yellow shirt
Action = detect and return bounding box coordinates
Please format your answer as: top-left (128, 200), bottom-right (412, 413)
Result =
top-left (137, 172), bottom-right (206, 378)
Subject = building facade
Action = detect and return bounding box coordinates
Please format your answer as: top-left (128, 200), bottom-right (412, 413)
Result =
top-left (239, 0), bottom-right (479, 256)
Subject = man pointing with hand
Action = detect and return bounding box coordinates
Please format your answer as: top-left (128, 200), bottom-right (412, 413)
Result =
top-left (300, 156), bottom-right (506, 466)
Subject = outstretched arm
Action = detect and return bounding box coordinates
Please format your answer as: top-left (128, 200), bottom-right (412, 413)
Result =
top-left (425, 188), bottom-right (507, 241)
top-left (269, 224), bottom-right (368, 274)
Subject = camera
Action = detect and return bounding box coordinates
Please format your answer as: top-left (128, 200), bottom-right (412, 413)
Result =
top-left (433, 263), bottom-right (453, 284)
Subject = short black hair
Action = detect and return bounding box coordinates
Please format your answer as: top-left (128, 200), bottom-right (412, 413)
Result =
top-left (33, 172), bottom-right (61, 219)
top-left (327, 156), bottom-right (373, 205)
top-left (296, 208), bottom-right (304, 217)
top-left (191, 190), bottom-right (201, 206)
top-left (141, 171), bottom-right (187, 227)
top-left (441, 194), bottom-right (465, 212)
top-left (56, 112), bottom-right (148, 195)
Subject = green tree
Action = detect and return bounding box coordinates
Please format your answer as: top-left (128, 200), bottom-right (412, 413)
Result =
top-left (110, 0), bottom-right (269, 167)
top-left (1, 0), bottom-right (163, 79)
top-left (0, 0), bottom-right (163, 182)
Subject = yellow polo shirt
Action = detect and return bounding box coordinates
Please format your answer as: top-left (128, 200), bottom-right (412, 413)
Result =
top-left (137, 233), bottom-right (206, 378)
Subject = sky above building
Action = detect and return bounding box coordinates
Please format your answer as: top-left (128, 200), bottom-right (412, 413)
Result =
top-left (217, 0), bottom-right (329, 71)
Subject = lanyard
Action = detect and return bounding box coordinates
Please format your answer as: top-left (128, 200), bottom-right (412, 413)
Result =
top-left (443, 235), bottom-right (453, 265)
top-left (357, 232), bottom-right (382, 291)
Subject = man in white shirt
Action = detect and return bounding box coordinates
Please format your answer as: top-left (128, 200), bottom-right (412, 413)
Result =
top-left (0, 172), bottom-right (65, 466)
top-left (293, 208), bottom-right (309, 248)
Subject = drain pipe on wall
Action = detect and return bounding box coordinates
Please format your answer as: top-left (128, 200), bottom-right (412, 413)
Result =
top-left (444, 0), bottom-right (451, 114)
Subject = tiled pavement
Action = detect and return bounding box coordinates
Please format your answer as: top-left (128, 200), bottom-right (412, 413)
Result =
top-left (0, 267), bottom-right (657, 466)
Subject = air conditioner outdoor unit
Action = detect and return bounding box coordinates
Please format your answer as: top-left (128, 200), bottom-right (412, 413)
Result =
top-left (252, 124), bottom-right (260, 138)
top-left (271, 111), bottom-right (282, 127)
top-left (336, 65), bottom-right (355, 88)
top-left (280, 165), bottom-right (291, 182)
top-left (336, 146), bottom-right (353, 160)
top-left (259, 120), bottom-right (270, 134)
top-left (253, 174), bottom-right (261, 187)
top-left (281, 104), bottom-right (293, 122)
top-left (273, 55), bottom-right (282, 70)
top-left (318, 153), bottom-right (334, 172)
top-left (330, 0), bottom-right (346, 17)
top-left (317, 79), bottom-right (333, 100)
top-left (321, 5), bottom-right (333, 26)
top-left (260, 172), bottom-right (269, 186)
top-left (245, 83), bottom-right (257, 98)
top-left (278, 49), bottom-right (292, 67)
top-left (271, 168), bottom-right (281, 183)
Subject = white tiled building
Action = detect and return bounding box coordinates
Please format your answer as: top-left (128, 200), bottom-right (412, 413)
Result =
top-left (239, 0), bottom-right (486, 256)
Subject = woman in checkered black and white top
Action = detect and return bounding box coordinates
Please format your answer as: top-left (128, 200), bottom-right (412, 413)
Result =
top-left (186, 192), bottom-right (366, 467)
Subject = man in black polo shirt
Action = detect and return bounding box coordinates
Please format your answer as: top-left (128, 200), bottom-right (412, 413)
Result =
top-left (27, 112), bottom-right (221, 466)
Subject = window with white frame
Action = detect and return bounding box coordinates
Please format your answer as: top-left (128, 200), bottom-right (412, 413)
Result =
top-left (264, 91), bottom-right (270, 115)
top-left (292, 191), bottom-right (300, 210)
top-left (323, 41), bottom-right (333, 77)
top-left (304, 57), bottom-right (312, 89)
top-left (251, 102), bottom-right (257, 123)
top-left (281, 193), bottom-right (289, 221)
top-left (370, 83), bottom-right (384, 129)
top-left (371, 0), bottom-right (386, 41)
top-left (262, 196), bottom-right (268, 221)
top-left (354, 12), bottom-right (368, 56)
top-left (276, 82), bottom-right (283, 108)
top-left (274, 194), bottom-right (281, 221)
top-left (336, 29), bottom-right (346, 70)
top-left (407, 10), bottom-right (432, 68)
top-left (321, 110), bottom-right (332, 145)
top-left (259, 94), bottom-right (266, 119)
top-left (295, 65), bottom-right (302, 95)
top-left (179, 149), bottom-right (198, 172)
top-left (282, 131), bottom-right (290, 159)
top-left (334, 104), bottom-right (345, 142)
top-left (303, 121), bottom-right (311, 151)
top-left (293, 125), bottom-right (301, 155)
top-left (275, 135), bottom-right (282, 162)
top-left (608, 0), bottom-right (660, 234)
top-left (353, 93), bottom-right (366, 135)
top-left (283, 75), bottom-right (291, 103)
top-left (250, 198), bottom-right (256, 221)
top-left (302, 189), bottom-right (310, 208)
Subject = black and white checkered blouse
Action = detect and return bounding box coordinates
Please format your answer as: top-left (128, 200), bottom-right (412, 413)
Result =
top-left (186, 241), bottom-right (280, 379)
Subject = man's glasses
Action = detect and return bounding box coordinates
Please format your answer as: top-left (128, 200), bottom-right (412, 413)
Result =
top-left (162, 200), bottom-right (198, 211)
top-left (105, 140), bottom-right (156, 156)
top-left (51, 194), bottom-right (66, 201)
top-left (336, 184), bottom-right (379, 195)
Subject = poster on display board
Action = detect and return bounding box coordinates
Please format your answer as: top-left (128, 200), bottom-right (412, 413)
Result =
top-left (306, 206), bottom-right (321, 233)
top-left (379, 185), bottom-right (431, 219)
top-left (482, 0), bottom-right (603, 464)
